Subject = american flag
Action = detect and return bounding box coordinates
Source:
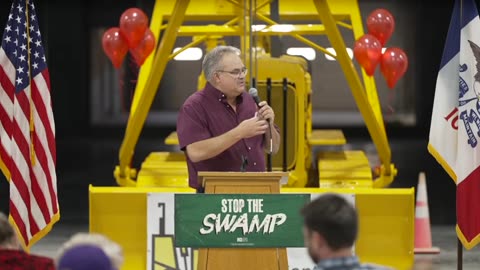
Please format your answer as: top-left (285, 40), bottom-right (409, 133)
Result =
top-left (0, 0), bottom-right (58, 247)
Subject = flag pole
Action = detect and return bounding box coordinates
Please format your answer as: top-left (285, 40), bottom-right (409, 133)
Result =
top-left (457, 237), bottom-right (463, 270)
top-left (458, 1), bottom-right (463, 269)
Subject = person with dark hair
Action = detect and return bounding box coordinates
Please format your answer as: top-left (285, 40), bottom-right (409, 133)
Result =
top-left (301, 194), bottom-right (390, 270)
top-left (0, 212), bottom-right (55, 270)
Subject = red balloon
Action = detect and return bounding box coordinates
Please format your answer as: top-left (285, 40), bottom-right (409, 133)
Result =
top-left (380, 47), bottom-right (408, 89)
top-left (119, 8), bottom-right (149, 48)
top-left (353, 34), bottom-right (382, 76)
top-left (102, 27), bottom-right (128, 68)
top-left (130, 29), bottom-right (155, 66)
top-left (367, 9), bottom-right (395, 46)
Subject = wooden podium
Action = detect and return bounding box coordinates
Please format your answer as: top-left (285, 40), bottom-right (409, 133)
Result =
top-left (197, 171), bottom-right (289, 270)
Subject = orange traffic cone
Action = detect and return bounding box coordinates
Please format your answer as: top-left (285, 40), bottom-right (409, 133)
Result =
top-left (414, 172), bottom-right (440, 254)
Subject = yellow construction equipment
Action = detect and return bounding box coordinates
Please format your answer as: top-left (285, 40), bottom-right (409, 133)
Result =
top-left (114, 0), bottom-right (396, 189)
top-left (91, 1), bottom-right (415, 269)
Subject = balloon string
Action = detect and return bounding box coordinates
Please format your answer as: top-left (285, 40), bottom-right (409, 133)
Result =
top-left (119, 63), bottom-right (126, 113)
top-left (117, 54), bottom-right (138, 114)
top-left (128, 54), bottom-right (139, 112)
top-left (385, 89), bottom-right (395, 120)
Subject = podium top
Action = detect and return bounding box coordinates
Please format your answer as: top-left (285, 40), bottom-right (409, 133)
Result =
top-left (197, 171), bottom-right (289, 187)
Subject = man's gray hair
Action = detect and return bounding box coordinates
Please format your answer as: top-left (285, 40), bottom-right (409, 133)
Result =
top-left (202, 45), bottom-right (241, 82)
top-left (55, 232), bottom-right (124, 269)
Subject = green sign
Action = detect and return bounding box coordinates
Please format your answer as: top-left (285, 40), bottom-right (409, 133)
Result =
top-left (175, 194), bottom-right (309, 248)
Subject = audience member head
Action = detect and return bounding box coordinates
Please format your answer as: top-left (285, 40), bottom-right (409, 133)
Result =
top-left (0, 212), bottom-right (21, 250)
top-left (301, 193), bottom-right (358, 264)
top-left (56, 233), bottom-right (123, 270)
top-left (57, 244), bottom-right (113, 270)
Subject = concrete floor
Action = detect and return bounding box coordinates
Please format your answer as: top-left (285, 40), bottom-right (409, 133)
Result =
top-left (412, 226), bottom-right (480, 270)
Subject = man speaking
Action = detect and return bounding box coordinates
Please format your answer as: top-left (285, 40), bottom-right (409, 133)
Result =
top-left (177, 45), bottom-right (280, 192)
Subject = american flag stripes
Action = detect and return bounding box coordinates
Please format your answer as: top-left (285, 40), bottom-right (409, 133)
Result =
top-left (0, 0), bottom-right (58, 247)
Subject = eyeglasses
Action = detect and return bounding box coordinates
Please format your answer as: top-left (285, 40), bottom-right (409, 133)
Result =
top-left (216, 67), bottom-right (248, 78)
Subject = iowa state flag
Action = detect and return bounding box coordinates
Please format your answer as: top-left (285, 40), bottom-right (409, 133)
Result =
top-left (428, 0), bottom-right (480, 249)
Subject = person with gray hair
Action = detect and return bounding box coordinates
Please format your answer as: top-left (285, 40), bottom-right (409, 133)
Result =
top-left (55, 232), bottom-right (123, 270)
top-left (177, 45), bottom-right (280, 192)
top-left (0, 212), bottom-right (55, 269)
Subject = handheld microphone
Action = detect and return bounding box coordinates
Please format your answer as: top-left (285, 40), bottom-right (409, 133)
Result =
top-left (249, 88), bottom-right (270, 120)
top-left (248, 88), bottom-right (273, 153)
top-left (249, 88), bottom-right (262, 107)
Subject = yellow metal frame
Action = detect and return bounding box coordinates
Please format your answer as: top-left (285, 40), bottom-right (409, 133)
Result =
top-left (94, 3), bottom-right (413, 269)
top-left (115, 0), bottom-right (396, 188)
top-left (312, 0), bottom-right (393, 187)
top-left (115, 0), bottom-right (191, 187)
top-left (90, 186), bottom-right (414, 270)
top-left (254, 57), bottom-right (306, 186)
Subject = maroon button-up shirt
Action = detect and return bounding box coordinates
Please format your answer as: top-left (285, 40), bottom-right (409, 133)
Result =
top-left (177, 82), bottom-right (266, 190)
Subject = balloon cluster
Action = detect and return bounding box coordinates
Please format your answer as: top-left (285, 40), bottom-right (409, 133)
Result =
top-left (102, 8), bottom-right (155, 68)
top-left (353, 9), bottom-right (408, 89)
